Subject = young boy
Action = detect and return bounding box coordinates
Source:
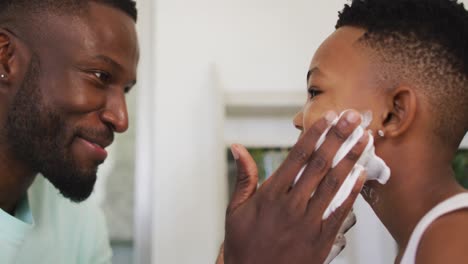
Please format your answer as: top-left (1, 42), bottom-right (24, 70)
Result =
top-left (293, 0), bottom-right (468, 262)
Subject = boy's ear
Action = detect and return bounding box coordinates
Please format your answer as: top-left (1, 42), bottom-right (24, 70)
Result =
top-left (381, 86), bottom-right (417, 138)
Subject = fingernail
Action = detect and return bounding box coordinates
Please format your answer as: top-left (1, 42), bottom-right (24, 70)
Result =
top-left (324, 111), bottom-right (338, 124)
top-left (361, 111), bottom-right (373, 127)
top-left (346, 111), bottom-right (360, 123)
top-left (358, 132), bottom-right (369, 143)
top-left (231, 145), bottom-right (240, 160)
top-left (358, 169), bottom-right (368, 182)
top-left (337, 111), bottom-right (360, 130)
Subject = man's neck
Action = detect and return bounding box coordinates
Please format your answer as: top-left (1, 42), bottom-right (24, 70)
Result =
top-left (0, 147), bottom-right (36, 215)
top-left (363, 145), bottom-right (465, 257)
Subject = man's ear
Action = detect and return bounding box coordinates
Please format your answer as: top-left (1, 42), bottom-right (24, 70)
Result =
top-left (380, 86), bottom-right (417, 138)
top-left (0, 28), bottom-right (29, 90)
top-left (0, 30), bottom-right (13, 76)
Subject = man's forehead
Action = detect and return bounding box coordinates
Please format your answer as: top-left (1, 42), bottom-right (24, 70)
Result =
top-left (79, 5), bottom-right (138, 59)
top-left (30, 3), bottom-right (139, 72)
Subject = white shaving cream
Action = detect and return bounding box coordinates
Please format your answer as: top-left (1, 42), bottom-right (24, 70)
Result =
top-left (293, 110), bottom-right (391, 219)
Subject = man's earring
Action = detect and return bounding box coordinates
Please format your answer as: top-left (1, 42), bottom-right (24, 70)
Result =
top-left (0, 74), bottom-right (7, 79)
top-left (378, 130), bottom-right (385, 137)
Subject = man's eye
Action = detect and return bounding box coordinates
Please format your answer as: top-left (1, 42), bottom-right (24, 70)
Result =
top-left (93, 71), bottom-right (112, 84)
top-left (308, 87), bottom-right (323, 99)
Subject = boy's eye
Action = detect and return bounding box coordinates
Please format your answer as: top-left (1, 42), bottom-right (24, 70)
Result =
top-left (308, 87), bottom-right (323, 99)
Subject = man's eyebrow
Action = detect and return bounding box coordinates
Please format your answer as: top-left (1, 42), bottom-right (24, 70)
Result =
top-left (94, 55), bottom-right (137, 86)
top-left (306, 67), bottom-right (322, 82)
top-left (94, 55), bottom-right (124, 71)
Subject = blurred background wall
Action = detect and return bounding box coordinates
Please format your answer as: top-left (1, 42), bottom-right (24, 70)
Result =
top-left (95, 0), bottom-right (468, 263)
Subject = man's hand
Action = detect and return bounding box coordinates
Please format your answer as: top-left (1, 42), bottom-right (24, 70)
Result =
top-left (217, 212), bottom-right (357, 264)
top-left (223, 110), bottom-right (368, 264)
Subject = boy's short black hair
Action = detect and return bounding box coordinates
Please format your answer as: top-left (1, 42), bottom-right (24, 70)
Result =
top-left (336, 0), bottom-right (468, 148)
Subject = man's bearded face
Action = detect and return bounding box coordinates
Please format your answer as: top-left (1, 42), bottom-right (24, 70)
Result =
top-left (5, 55), bottom-right (113, 202)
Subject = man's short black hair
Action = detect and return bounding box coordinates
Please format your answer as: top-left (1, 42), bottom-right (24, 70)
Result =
top-left (1, 0), bottom-right (137, 22)
top-left (94, 0), bottom-right (137, 21)
top-left (336, 0), bottom-right (468, 148)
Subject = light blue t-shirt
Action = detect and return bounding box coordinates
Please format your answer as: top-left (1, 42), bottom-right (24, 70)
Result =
top-left (0, 176), bottom-right (112, 264)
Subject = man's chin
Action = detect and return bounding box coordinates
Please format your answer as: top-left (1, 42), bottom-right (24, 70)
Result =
top-left (59, 183), bottom-right (96, 203)
top-left (43, 167), bottom-right (98, 203)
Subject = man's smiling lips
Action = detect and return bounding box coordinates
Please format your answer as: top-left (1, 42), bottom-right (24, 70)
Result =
top-left (75, 135), bottom-right (113, 162)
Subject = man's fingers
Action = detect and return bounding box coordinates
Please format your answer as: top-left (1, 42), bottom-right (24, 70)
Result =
top-left (321, 172), bottom-right (366, 239)
top-left (226, 144), bottom-right (258, 216)
top-left (307, 131), bottom-right (369, 216)
top-left (338, 210), bottom-right (356, 234)
top-left (291, 111), bottom-right (362, 206)
top-left (268, 111), bottom-right (337, 193)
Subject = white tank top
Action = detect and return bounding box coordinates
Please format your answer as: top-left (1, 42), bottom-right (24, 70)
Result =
top-left (400, 193), bottom-right (468, 264)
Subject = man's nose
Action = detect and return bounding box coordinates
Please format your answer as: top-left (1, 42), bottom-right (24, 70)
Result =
top-left (293, 111), bottom-right (304, 131)
top-left (99, 90), bottom-right (129, 133)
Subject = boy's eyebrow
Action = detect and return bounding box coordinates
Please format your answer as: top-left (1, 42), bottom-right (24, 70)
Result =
top-left (306, 67), bottom-right (323, 82)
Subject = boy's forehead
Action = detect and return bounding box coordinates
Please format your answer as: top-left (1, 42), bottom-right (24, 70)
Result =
top-left (311, 27), bottom-right (366, 68)
top-left (309, 27), bottom-right (373, 81)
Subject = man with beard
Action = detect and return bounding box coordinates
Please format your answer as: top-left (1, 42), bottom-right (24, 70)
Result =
top-left (0, 0), bottom-right (367, 263)
top-left (0, 1), bottom-right (138, 263)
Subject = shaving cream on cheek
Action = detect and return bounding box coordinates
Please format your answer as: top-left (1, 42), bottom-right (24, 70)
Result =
top-left (293, 110), bottom-right (391, 219)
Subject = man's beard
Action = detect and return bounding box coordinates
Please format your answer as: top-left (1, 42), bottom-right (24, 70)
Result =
top-left (5, 55), bottom-right (99, 202)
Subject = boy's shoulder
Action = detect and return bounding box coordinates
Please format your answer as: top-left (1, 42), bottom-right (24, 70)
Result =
top-left (416, 207), bottom-right (468, 264)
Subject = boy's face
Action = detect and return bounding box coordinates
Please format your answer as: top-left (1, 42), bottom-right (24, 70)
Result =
top-left (294, 26), bottom-right (387, 135)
